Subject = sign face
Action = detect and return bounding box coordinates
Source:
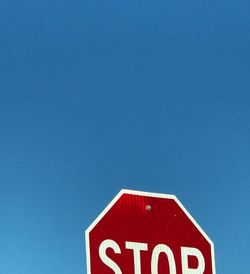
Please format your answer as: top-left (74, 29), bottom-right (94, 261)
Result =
top-left (85, 189), bottom-right (216, 274)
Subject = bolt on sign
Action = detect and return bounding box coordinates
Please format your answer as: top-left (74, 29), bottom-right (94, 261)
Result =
top-left (85, 189), bottom-right (216, 274)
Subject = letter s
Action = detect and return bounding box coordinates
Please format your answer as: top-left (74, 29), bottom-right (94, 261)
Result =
top-left (99, 239), bottom-right (122, 274)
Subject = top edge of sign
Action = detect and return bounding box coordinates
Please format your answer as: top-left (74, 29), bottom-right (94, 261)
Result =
top-left (120, 189), bottom-right (177, 199)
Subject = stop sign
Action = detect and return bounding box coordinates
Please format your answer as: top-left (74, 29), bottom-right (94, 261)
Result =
top-left (85, 189), bottom-right (216, 274)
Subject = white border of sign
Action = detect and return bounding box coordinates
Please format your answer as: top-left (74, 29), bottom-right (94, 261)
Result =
top-left (85, 189), bottom-right (216, 274)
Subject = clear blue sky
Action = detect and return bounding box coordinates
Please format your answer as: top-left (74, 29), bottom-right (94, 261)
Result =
top-left (1, 0), bottom-right (249, 273)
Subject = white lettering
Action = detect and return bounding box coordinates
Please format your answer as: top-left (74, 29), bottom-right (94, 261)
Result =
top-left (125, 241), bottom-right (148, 274)
top-left (99, 240), bottom-right (206, 274)
top-left (99, 239), bottom-right (122, 274)
top-left (181, 247), bottom-right (205, 274)
top-left (151, 244), bottom-right (176, 274)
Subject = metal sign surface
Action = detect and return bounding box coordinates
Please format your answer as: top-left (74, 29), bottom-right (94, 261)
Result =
top-left (85, 189), bottom-right (216, 274)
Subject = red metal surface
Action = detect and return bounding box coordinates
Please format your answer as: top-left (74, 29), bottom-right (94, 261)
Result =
top-left (86, 191), bottom-right (214, 274)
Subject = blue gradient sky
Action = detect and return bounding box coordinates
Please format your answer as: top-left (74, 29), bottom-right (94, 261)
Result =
top-left (1, 0), bottom-right (250, 273)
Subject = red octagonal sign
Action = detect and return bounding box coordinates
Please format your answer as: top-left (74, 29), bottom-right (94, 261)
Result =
top-left (85, 189), bottom-right (216, 274)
